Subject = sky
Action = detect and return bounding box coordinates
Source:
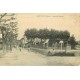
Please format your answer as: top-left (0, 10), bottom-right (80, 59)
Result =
top-left (17, 13), bottom-right (80, 40)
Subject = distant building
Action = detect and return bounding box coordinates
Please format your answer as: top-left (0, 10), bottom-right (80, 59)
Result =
top-left (43, 39), bottom-right (49, 48)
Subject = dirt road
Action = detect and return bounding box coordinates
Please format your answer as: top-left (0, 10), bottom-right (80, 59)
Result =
top-left (0, 48), bottom-right (80, 66)
top-left (0, 48), bottom-right (47, 66)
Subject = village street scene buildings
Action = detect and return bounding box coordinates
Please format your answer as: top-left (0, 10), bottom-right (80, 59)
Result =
top-left (0, 13), bottom-right (80, 66)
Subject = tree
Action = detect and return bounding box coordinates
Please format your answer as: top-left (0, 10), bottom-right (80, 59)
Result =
top-left (37, 29), bottom-right (44, 40)
top-left (49, 29), bottom-right (70, 47)
top-left (25, 28), bottom-right (37, 39)
top-left (0, 13), bottom-right (18, 52)
top-left (49, 29), bottom-right (57, 46)
top-left (68, 35), bottom-right (77, 49)
top-left (38, 29), bottom-right (50, 39)
top-left (24, 28), bottom-right (70, 46)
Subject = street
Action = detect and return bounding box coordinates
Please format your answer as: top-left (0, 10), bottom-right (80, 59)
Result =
top-left (0, 48), bottom-right (80, 66)
top-left (0, 48), bottom-right (47, 66)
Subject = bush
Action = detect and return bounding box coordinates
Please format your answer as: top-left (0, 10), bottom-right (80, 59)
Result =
top-left (47, 51), bottom-right (75, 56)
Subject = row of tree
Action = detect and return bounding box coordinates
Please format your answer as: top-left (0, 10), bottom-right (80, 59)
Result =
top-left (24, 28), bottom-right (77, 49)
top-left (0, 13), bottom-right (18, 52)
top-left (25, 28), bottom-right (70, 40)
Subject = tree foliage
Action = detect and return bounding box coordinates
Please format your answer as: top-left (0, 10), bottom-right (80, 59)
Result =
top-left (68, 35), bottom-right (77, 49)
top-left (0, 13), bottom-right (18, 51)
top-left (24, 28), bottom-right (77, 49)
top-left (24, 28), bottom-right (70, 41)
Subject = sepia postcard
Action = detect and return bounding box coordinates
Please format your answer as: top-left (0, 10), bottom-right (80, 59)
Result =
top-left (0, 13), bottom-right (80, 66)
